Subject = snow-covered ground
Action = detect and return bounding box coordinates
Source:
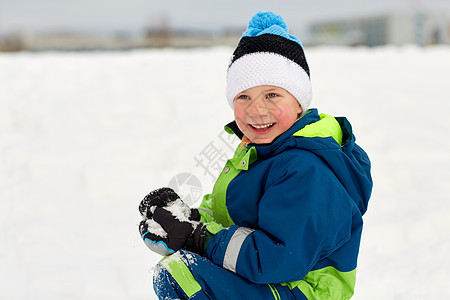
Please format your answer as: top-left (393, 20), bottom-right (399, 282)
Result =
top-left (1, 45), bottom-right (449, 299)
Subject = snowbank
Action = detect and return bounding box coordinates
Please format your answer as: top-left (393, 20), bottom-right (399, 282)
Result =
top-left (1, 45), bottom-right (449, 299)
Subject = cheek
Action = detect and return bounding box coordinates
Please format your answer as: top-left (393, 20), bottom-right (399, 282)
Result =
top-left (275, 108), bottom-right (298, 128)
top-left (270, 106), bottom-right (291, 120)
top-left (234, 105), bottom-right (247, 121)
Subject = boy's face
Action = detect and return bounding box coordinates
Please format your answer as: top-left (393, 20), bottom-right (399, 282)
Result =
top-left (233, 85), bottom-right (302, 144)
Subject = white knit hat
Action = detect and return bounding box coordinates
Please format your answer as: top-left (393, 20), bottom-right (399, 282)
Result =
top-left (226, 12), bottom-right (312, 113)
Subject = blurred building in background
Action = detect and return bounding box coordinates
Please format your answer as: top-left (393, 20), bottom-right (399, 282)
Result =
top-left (0, 20), bottom-right (244, 51)
top-left (308, 12), bottom-right (450, 46)
top-left (1, 11), bottom-right (449, 51)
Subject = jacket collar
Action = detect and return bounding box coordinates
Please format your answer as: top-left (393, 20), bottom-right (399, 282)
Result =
top-left (225, 108), bottom-right (356, 160)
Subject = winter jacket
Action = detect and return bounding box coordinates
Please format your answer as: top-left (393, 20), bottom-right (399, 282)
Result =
top-left (197, 108), bottom-right (372, 299)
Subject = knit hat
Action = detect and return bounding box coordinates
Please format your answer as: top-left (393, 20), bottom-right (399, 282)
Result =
top-left (226, 11), bottom-right (312, 113)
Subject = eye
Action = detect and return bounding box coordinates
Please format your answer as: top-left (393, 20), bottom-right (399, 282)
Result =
top-left (236, 94), bottom-right (250, 101)
top-left (266, 93), bottom-right (278, 99)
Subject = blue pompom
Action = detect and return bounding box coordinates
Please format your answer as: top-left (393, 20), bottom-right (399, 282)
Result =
top-left (241, 11), bottom-right (302, 46)
top-left (247, 11), bottom-right (288, 32)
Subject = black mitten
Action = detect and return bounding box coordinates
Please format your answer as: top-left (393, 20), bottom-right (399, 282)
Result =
top-left (139, 187), bottom-right (200, 221)
top-left (140, 207), bottom-right (206, 256)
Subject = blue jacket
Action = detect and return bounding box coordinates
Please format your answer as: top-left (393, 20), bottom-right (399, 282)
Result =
top-left (198, 109), bottom-right (372, 299)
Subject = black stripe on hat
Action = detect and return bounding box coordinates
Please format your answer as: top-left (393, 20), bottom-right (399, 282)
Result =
top-left (230, 33), bottom-right (310, 77)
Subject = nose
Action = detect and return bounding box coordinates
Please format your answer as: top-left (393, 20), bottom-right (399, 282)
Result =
top-left (247, 96), bottom-right (269, 117)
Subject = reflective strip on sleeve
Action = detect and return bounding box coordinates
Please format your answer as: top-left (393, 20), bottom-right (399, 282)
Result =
top-left (197, 207), bottom-right (214, 218)
top-left (223, 227), bottom-right (255, 273)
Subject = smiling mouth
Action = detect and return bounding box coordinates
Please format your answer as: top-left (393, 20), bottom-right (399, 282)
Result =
top-left (249, 123), bottom-right (275, 132)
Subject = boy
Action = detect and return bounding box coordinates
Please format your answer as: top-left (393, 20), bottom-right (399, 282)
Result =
top-left (139, 11), bottom-right (372, 299)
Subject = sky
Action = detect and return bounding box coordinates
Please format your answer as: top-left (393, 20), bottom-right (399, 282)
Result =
top-left (1, 0), bottom-right (450, 37)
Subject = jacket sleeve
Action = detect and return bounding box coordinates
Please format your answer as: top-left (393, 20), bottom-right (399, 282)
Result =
top-left (205, 152), bottom-right (355, 284)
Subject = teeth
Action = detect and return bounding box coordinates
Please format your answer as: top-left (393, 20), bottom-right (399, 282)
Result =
top-left (252, 123), bottom-right (273, 129)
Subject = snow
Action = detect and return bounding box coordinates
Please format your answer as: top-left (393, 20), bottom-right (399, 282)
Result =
top-left (144, 218), bottom-right (167, 238)
top-left (143, 199), bottom-right (195, 237)
top-left (1, 45), bottom-right (450, 299)
top-left (163, 199), bottom-right (195, 223)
